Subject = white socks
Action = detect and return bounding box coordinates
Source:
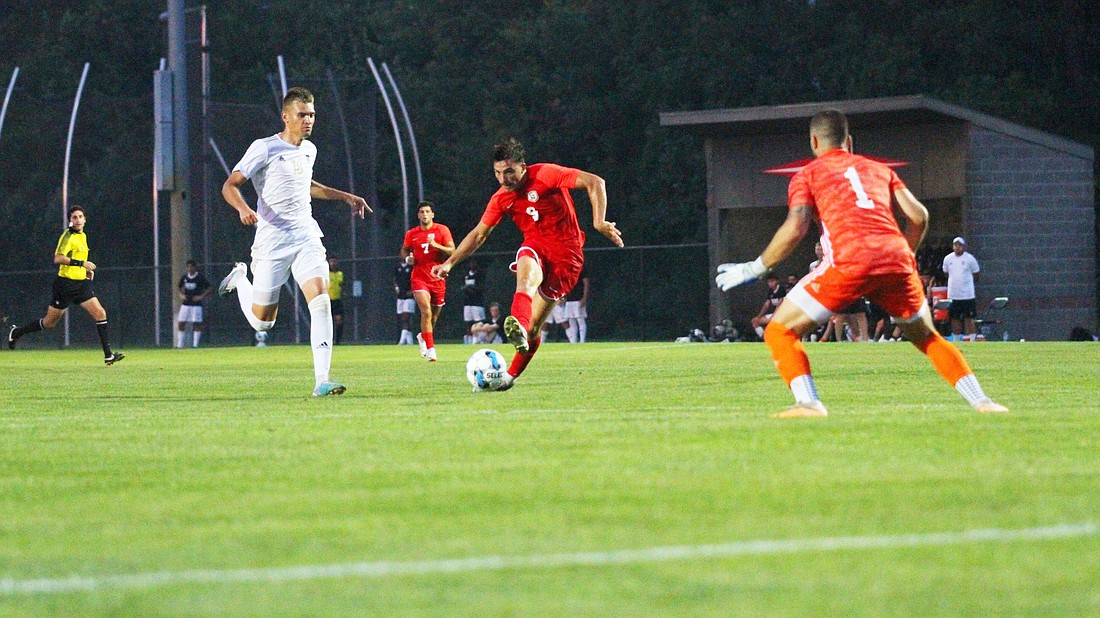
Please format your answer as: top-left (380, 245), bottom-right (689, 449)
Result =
top-left (790, 374), bottom-right (821, 404)
top-left (193, 331), bottom-right (201, 347)
top-left (954, 374), bottom-right (990, 406)
top-left (399, 329), bottom-right (414, 345)
top-left (577, 318), bottom-right (587, 343)
top-left (309, 294), bottom-right (333, 386)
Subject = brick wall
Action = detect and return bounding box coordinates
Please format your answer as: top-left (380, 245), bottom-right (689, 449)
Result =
top-left (965, 127), bottom-right (1096, 340)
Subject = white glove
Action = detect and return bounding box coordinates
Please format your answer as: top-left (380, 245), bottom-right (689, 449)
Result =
top-left (715, 257), bottom-right (768, 291)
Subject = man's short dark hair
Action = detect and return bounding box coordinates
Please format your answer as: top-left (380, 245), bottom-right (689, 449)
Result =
top-left (417, 200), bottom-right (434, 212)
top-left (68, 205), bottom-right (85, 217)
top-left (283, 86), bottom-right (314, 110)
top-left (492, 138), bottom-right (525, 164)
top-left (186, 259), bottom-right (197, 266)
top-left (809, 109), bottom-right (848, 148)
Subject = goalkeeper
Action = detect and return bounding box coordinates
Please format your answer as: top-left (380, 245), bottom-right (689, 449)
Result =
top-left (715, 110), bottom-right (1006, 418)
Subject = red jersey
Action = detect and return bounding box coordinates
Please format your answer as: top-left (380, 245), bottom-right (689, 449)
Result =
top-left (481, 163), bottom-right (585, 251)
top-left (788, 148), bottom-right (915, 276)
top-left (403, 222), bottom-right (454, 279)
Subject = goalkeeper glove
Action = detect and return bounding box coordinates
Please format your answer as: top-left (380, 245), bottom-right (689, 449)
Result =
top-left (715, 257), bottom-right (768, 291)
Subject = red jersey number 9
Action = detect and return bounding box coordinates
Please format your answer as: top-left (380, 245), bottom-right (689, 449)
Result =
top-left (526, 206), bottom-right (540, 222)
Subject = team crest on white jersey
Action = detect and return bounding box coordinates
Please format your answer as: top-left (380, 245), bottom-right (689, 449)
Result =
top-left (526, 190), bottom-right (539, 203)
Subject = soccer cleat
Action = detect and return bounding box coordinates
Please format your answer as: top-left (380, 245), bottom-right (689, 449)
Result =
top-left (503, 315), bottom-right (529, 354)
top-left (312, 381), bottom-right (346, 397)
top-left (218, 262), bottom-right (247, 297)
top-left (426, 347), bottom-right (437, 362)
top-left (494, 373), bottom-right (515, 392)
top-left (7, 325), bottom-right (15, 350)
top-left (104, 352), bottom-right (125, 366)
top-left (973, 398), bottom-right (1009, 413)
top-left (416, 333), bottom-right (427, 358)
top-left (772, 400), bottom-right (828, 419)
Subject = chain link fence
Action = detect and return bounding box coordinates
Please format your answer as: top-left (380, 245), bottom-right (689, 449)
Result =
top-left (1, 243), bottom-right (709, 349)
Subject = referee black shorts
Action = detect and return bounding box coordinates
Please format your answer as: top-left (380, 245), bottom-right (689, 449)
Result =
top-left (49, 276), bottom-right (96, 310)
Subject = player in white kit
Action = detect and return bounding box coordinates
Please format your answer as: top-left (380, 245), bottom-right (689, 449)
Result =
top-left (218, 87), bottom-right (371, 396)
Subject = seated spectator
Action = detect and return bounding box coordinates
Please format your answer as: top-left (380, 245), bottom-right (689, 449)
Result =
top-left (751, 274), bottom-right (787, 340)
top-left (471, 302), bottom-right (504, 344)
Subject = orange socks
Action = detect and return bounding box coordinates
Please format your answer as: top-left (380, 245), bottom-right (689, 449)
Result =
top-left (763, 321), bottom-right (812, 386)
top-left (915, 332), bottom-right (973, 386)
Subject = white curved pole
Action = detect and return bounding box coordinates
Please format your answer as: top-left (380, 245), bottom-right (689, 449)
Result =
top-left (0, 67), bottom-right (19, 144)
top-left (367, 57), bottom-right (409, 229)
top-left (381, 62), bottom-right (423, 202)
top-left (63, 62), bottom-right (90, 217)
top-left (62, 62), bottom-right (90, 348)
top-left (277, 55), bottom-right (288, 96)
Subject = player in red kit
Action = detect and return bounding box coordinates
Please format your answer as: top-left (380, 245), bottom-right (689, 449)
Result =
top-left (399, 201), bottom-right (455, 362)
top-left (716, 110), bottom-right (1007, 418)
top-left (431, 138), bottom-right (623, 389)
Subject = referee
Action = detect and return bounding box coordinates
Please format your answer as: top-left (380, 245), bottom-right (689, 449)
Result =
top-left (6, 205), bottom-right (125, 365)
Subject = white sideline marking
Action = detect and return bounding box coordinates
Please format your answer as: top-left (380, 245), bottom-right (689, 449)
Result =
top-left (1, 523), bottom-right (1095, 596)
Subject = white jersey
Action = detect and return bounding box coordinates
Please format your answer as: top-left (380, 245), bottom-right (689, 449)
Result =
top-left (942, 251), bottom-right (980, 300)
top-left (234, 134), bottom-right (323, 258)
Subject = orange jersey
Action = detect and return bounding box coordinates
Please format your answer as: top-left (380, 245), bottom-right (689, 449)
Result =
top-left (481, 163), bottom-right (585, 251)
top-left (403, 222), bottom-right (454, 279)
top-left (788, 148), bottom-right (915, 276)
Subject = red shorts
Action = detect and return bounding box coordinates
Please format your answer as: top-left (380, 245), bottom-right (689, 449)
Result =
top-left (411, 272), bottom-right (446, 306)
top-left (510, 240), bottom-right (583, 301)
top-left (787, 264), bottom-right (926, 324)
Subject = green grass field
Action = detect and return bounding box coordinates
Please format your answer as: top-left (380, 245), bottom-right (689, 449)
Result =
top-left (1, 341), bottom-right (1098, 616)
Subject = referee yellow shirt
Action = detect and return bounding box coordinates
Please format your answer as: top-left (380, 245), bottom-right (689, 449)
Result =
top-left (55, 228), bottom-right (90, 280)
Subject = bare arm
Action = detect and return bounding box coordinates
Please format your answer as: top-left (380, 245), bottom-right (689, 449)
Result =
top-left (431, 222), bottom-right (495, 279)
top-left (429, 238), bottom-right (456, 256)
top-left (311, 180), bottom-right (372, 218)
top-left (759, 206), bottom-right (815, 270)
top-left (53, 253), bottom-right (95, 271)
top-left (222, 171), bottom-right (258, 226)
top-left (574, 171), bottom-right (623, 248)
top-left (893, 187), bottom-right (928, 252)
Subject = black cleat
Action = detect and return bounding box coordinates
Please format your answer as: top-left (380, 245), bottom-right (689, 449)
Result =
top-left (104, 352), bottom-right (126, 366)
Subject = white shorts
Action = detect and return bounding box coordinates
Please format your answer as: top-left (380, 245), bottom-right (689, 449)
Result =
top-left (564, 300), bottom-right (586, 319)
top-left (550, 303), bottom-right (569, 324)
top-left (249, 239), bottom-right (329, 306)
top-left (463, 305), bottom-right (486, 322)
top-left (396, 298), bottom-right (416, 314)
top-left (177, 304), bottom-right (204, 323)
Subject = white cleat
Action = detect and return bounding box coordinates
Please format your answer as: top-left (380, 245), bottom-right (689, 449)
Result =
top-left (426, 347), bottom-right (437, 362)
top-left (416, 333), bottom-right (427, 358)
top-left (218, 262), bottom-right (247, 297)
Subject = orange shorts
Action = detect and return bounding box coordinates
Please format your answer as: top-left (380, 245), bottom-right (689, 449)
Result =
top-left (786, 264), bottom-right (927, 324)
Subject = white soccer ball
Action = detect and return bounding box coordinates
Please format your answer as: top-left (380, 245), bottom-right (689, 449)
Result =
top-left (466, 348), bottom-right (508, 391)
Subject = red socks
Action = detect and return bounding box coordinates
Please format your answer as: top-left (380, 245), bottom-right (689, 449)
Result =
top-left (422, 331), bottom-right (435, 349)
top-left (508, 335), bottom-right (541, 378)
top-left (511, 292), bottom-right (533, 331)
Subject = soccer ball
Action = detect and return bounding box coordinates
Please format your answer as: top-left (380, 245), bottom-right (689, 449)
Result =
top-left (466, 348), bottom-right (508, 391)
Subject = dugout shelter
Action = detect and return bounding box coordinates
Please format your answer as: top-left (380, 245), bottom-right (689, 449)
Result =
top-left (660, 95), bottom-right (1096, 342)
